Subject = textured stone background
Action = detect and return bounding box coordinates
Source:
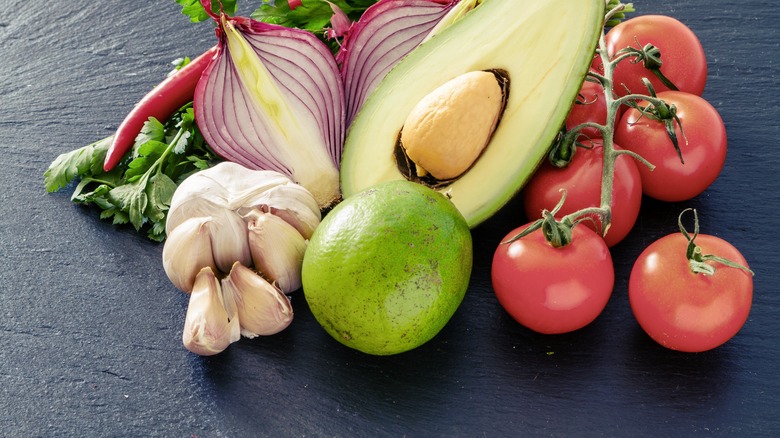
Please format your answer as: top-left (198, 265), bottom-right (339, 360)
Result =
top-left (1, 0), bottom-right (778, 435)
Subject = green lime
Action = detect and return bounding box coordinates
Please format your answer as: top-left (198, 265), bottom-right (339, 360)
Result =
top-left (302, 180), bottom-right (472, 355)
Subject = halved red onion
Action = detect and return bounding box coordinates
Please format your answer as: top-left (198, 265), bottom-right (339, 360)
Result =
top-left (338, 0), bottom-right (457, 125)
top-left (193, 0), bottom-right (468, 209)
top-left (195, 7), bottom-right (345, 208)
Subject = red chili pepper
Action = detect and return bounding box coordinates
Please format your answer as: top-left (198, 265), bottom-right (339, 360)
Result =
top-left (103, 45), bottom-right (219, 172)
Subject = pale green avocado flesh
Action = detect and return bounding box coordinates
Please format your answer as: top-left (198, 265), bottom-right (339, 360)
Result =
top-left (340, 0), bottom-right (606, 227)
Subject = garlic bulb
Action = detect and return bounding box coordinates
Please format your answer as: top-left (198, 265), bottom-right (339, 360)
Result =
top-left (245, 209), bottom-right (308, 294)
top-left (164, 162), bottom-right (321, 355)
top-left (182, 267), bottom-right (241, 356)
top-left (221, 262), bottom-right (294, 338)
top-left (165, 197), bottom-right (225, 238)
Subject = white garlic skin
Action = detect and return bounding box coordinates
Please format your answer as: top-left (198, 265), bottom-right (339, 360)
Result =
top-left (222, 262), bottom-right (294, 338)
top-left (237, 183), bottom-right (321, 239)
top-left (182, 267), bottom-right (241, 356)
top-left (162, 217), bottom-right (218, 293)
top-left (245, 209), bottom-right (308, 294)
top-left (208, 208), bottom-right (252, 274)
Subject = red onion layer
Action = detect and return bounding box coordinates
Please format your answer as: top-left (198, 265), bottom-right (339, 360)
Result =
top-left (194, 11), bottom-right (344, 207)
top-left (338, 0), bottom-right (457, 126)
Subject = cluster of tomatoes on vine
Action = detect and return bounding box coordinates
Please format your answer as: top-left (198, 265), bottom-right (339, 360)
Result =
top-left (491, 10), bottom-right (755, 353)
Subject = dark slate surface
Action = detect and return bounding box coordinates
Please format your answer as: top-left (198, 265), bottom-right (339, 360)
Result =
top-left (2, 0), bottom-right (779, 436)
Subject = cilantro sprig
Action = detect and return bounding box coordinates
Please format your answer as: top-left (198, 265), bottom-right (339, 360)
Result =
top-left (44, 105), bottom-right (219, 241)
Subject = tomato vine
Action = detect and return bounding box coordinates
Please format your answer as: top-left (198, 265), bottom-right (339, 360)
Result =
top-left (493, 1), bottom-right (755, 345)
top-left (529, 1), bottom-right (683, 243)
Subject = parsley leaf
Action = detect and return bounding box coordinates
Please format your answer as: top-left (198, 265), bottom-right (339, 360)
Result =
top-left (252, 1), bottom-right (381, 52)
top-left (44, 104), bottom-right (219, 242)
top-left (176, 0), bottom-right (238, 23)
top-left (253, 0), bottom-right (379, 31)
top-left (108, 179), bottom-right (149, 231)
top-left (44, 137), bottom-right (112, 193)
top-left (147, 173), bottom-right (178, 224)
top-left (175, 0), bottom-right (381, 53)
top-left (253, 1), bottom-right (334, 31)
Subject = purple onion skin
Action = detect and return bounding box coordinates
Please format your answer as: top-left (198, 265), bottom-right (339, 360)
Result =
top-left (338, 0), bottom-right (457, 126)
top-left (194, 1), bottom-right (345, 202)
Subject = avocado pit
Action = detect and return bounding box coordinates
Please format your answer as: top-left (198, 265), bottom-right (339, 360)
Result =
top-left (396, 69), bottom-right (509, 188)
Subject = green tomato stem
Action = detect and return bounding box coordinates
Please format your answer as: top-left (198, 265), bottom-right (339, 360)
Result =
top-left (561, 27), bottom-right (619, 238)
top-left (523, 2), bottom-right (674, 247)
top-left (561, 3), bottom-right (680, 243)
top-left (154, 124), bottom-right (188, 177)
top-left (613, 148), bottom-right (655, 171)
top-left (678, 208), bottom-right (755, 276)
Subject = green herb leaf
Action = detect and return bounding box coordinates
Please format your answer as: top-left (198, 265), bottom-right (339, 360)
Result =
top-left (45, 99), bottom-right (219, 241)
top-left (256, 1), bottom-right (332, 30)
top-left (172, 129), bottom-right (192, 155)
top-left (148, 221), bottom-right (167, 242)
top-left (108, 179), bottom-right (149, 231)
top-left (44, 137), bottom-right (111, 192)
top-left (125, 156), bottom-right (154, 183)
top-left (135, 117), bottom-right (166, 149)
top-left (252, 0), bottom-right (381, 52)
top-left (253, 0), bottom-right (378, 28)
top-left (146, 173), bottom-right (178, 224)
top-left (108, 209), bottom-right (130, 226)
top-left (176, 0), bottom-right (238, 23)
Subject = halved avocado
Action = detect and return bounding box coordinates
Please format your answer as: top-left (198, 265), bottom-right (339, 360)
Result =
top-left (339, 0), bottom-right (605, 227)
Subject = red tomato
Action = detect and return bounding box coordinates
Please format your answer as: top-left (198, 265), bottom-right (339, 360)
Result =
top-left (565, 80), bottom-right (610, 140)
top-left (605, 15), bottom-right (707, 97)
top-left (629, 233), bottom-right (753, 352)
top-left (614, 91), bottom-right (726, 202)
top-left (491, 223), bottom-right (614, 334)
top-left (523, 139), bottom-right (642, 247)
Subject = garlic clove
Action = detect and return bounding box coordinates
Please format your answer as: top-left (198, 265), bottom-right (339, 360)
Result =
top-left (182, 267), bottom-right (241, 356)
top-left (238, 183), bottom-right (321, 239)
top-left (268, 205), bottom-right (320, 241)
top-left (208, 208), bottom-right (252, 274)
top-left (222, 262), bottom-right (294, 338)
top-left (162, 217), bottom-right (218, 293)
top-left (244, 210), bottom-right (308, 293)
